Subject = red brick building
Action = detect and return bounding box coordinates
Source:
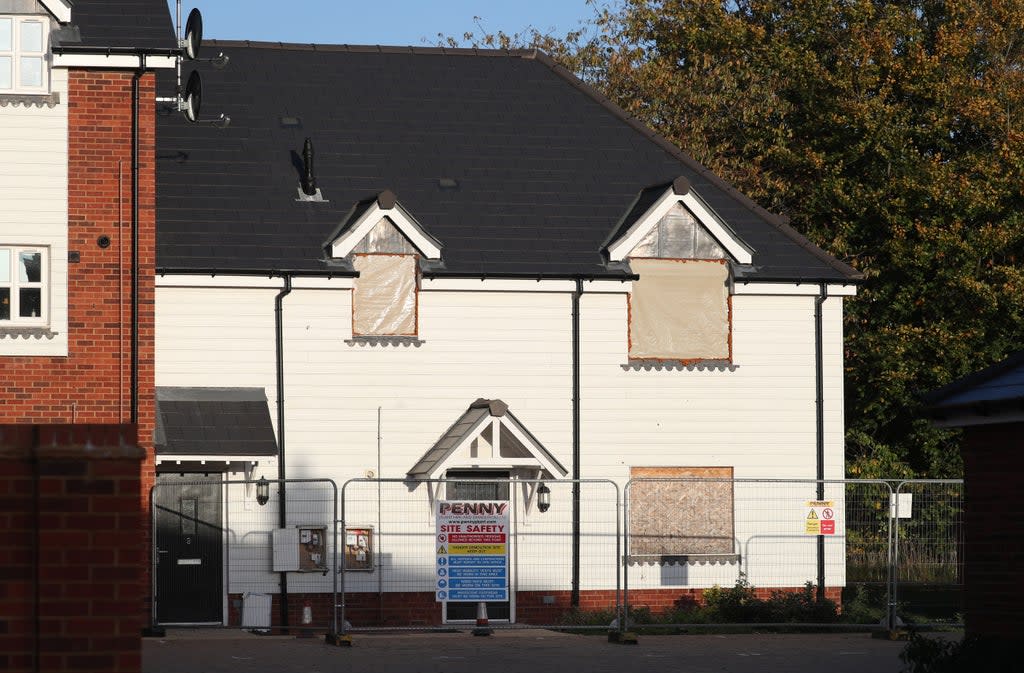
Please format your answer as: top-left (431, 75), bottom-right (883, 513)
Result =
top-left (926, 351), bottom-right (1024, 640)
top-left (0, 1), bottom-right (175, 671)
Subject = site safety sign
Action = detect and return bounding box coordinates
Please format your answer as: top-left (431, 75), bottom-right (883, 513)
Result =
top-left (435, 500), bottom-right (510, 602)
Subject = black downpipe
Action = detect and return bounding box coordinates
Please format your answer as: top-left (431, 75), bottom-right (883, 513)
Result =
top-left (275, 276), bottom-right (292, 630)
top-left (814, 283), bottom-right (827, 601)
top-left (130, 61), bottom-right (144, 424)
top-left (571, 279), bottom-right (582, 607)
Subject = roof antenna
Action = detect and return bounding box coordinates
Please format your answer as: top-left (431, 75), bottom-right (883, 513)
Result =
top-left (296, 137), bottom-right (326, 202)
top-left (155, 1), bottom-right (231, 127)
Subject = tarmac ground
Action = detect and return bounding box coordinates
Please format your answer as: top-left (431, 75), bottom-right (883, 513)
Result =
top-left (143, 627), bottom-right (914, 673)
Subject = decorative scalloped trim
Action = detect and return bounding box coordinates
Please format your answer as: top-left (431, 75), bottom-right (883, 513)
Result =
top-left (0, 92), bottom-right (61, 108)
top-left (0, 327), bottom-right (59, 340)
top-left (345, 336), bottom-right (425, 347)
top-left (622, 359), bottom-right (737, 372)
top-left (627, 554), bottom-right (741, 567)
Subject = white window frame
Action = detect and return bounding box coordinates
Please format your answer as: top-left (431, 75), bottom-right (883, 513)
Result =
top-left (0, 15), bottom-right (49, 94)
top-left (0, 245), bottom-right (49, 325)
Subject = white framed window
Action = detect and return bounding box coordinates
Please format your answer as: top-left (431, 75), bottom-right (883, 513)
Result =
top-left (0, 16), bottom-right (48, 94)
top-left (0, 246), bottom-right (48, 324)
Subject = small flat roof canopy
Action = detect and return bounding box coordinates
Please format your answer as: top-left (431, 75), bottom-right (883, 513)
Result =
top-left (155, 387), bottom-right (279, 464)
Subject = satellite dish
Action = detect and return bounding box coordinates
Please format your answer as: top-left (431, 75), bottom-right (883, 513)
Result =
top-left (183, 8), bottom-right (203, 60)
top-left (183, 70), bottom-right (202, 122)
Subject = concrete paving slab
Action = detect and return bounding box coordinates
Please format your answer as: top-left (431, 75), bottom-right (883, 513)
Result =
top-left (143, 628), bottom-right (910, 673)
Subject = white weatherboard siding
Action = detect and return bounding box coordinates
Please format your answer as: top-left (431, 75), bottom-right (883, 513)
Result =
top-left (0, 68), bottom-right (68, 355)
top-left (155, 283), bottom-right (848, 598)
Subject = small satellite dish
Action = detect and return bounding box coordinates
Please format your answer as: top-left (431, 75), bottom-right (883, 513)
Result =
top-left (183, 70), bottom-right (202, 122)
top-left (183, 8), bottom-right (203, 60)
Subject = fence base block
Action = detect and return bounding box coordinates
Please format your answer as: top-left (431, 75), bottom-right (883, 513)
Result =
top-left (326, 632), bottom-right (353, 647)
top-left (608, 631), bottom-right (639, 644)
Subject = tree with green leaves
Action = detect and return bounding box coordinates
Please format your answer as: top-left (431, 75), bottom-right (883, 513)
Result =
top-left (450, 0), bottom-right (1024, 477)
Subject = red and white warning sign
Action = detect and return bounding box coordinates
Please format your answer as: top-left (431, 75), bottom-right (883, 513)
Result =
top-left (805, 500), bottom-right (841, 535)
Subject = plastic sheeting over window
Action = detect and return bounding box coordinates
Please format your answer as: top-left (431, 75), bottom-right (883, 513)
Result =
top-left (630, 202), bottom-right (728, 260)
top-left (351, 216), bottom-right (419, 255)
top-left (352, 254), bottom-right (418, 336)
top-left (628, 258), bottom-right (729, 361)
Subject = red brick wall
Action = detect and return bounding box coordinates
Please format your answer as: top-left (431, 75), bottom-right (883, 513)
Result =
top-left (261, 587), bottom-right (843, 630)
top-left (0, 424), bottom-right (145, 673)
top-left (961, 422), bottom-right (1024, 638)
top-left (0, 69), bottom-right (158, 620)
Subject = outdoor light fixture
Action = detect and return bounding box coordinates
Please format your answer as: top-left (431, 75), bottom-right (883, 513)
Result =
top-left (537, 483), bottom-right (551, 513)
top-left (256, 477), bottom-right (270, 506)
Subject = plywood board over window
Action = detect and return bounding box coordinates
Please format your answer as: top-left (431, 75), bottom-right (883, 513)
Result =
top-left (628, 258), bottom-right (730, 361)
top-left (352, 254), bottom-right (418, 336)
top-left (629, 466), bottom-right (734, 558)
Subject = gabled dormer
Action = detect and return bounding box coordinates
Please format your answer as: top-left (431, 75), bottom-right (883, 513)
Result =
top-left (604, 176), bottom-right (753, 265)
top-left (327, 189), bottom-right (442, 260)
top-left (326, 190), bottom-right (442, 342)
top-left (606, 177), bottom-right (754, 364)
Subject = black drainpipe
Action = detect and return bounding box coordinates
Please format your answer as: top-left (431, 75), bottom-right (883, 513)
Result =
top-left (814, 283), bottom-right (827, 601)
top-left (571, 278), bottom-right (582, 607)
top-left (130, 58), bottom-right (145, 424)
top-left (275, 275), bottom-right (292, 630)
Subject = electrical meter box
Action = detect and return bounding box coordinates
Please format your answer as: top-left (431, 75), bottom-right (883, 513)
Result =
top-left (343, 526), bottom-right (374, 572)
top-left (272, 526), bottom-right (328, 573)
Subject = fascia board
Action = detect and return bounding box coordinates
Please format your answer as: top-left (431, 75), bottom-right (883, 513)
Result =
top-left (40, 0), bottom-right (71, 23)
top-left (330, 204), bottom-right (442, 260)
top-left (607, 187), bottom-right (754, 264)
top-left (679, 192), bottom-right (754, 264)
top-left (607, 187), bottom-right (676, 262)
top-left (53, 53), bottom-right (176, 69)
top-left (501, 418), bottom-right (567, 478)
top-left (422, 414), bottom-right (493, 480)
top-left (732, 282), bottom-right (857, 297)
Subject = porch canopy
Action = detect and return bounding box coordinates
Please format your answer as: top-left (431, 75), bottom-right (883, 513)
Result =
top-left (154, 387), bottom-right (278, 471)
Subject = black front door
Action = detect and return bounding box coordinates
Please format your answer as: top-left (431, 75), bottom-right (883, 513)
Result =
top-left (155, 474), bottom-right (223, 623)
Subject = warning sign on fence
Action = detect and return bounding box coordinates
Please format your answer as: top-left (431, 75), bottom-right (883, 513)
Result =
top-left (435, 500), bottom-right (509, 602)
top-left (804, 500), bottom-right (841, 535)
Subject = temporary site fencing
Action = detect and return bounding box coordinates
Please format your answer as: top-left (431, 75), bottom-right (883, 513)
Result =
top-left (148, 476), bottom-right (963, 635)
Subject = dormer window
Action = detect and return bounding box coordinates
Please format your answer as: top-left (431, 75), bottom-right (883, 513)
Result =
top-left (0, 16), bottom-right (48, 93)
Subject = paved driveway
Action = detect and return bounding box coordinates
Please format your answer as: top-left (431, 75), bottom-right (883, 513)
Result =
top-left (144, 629), bottom-right (909, 673)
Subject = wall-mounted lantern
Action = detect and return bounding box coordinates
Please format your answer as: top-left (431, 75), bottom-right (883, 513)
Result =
top-left (537, 482), bottom-right (551, 513)
top-left (256, 476), bottom-right (270, 506)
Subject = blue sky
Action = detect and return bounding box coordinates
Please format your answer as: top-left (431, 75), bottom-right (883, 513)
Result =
top-left (168, 1), bottom-right (600, 47)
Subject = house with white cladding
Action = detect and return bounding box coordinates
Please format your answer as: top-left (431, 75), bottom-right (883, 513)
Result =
top-left (150, 41), bottom-right (861, 627)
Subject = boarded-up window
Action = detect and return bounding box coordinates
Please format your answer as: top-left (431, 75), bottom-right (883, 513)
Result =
top-left (628, 466), bottom-right (734, 558)
top-left (352, 254), bottom-right (418, 336)
top-left (628, 258), bottom-right (729, 360)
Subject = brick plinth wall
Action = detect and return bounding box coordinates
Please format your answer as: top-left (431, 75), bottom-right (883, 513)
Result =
top-left (961, 422), bottom-right (1024, 639)
top-left (0, 69), bottom-right (157, 623)
top-left (223, 586), bottom-right (843, 631)
top-left (0, 424), bottom-right (145, 673)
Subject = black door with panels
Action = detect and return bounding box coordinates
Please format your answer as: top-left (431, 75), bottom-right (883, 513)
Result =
top-left (155, 474), bottom-right (223, 623)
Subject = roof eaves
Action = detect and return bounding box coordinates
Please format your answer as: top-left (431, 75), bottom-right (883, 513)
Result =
top-left (923, 351), bottom-right (1024, 409)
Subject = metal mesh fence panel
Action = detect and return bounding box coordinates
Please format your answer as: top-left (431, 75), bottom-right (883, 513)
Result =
top-left (624, 478), bottom-right (894, 628)
top-left (151, 478), bottom-right (338, 633)
top-left (339, 478), bottom-right (620, 631)
top-left (893, 480), bottom-right (964, 627)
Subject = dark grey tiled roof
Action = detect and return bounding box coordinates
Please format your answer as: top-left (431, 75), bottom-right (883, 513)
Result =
top-left (57, 0), bottom-right (175, 51)
top-left (156, 42), bottom-right (860, 281)
top-left (154, 387), bottom-right (278, 457)
top-left (925, 351), bottom-right (1024, 413)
